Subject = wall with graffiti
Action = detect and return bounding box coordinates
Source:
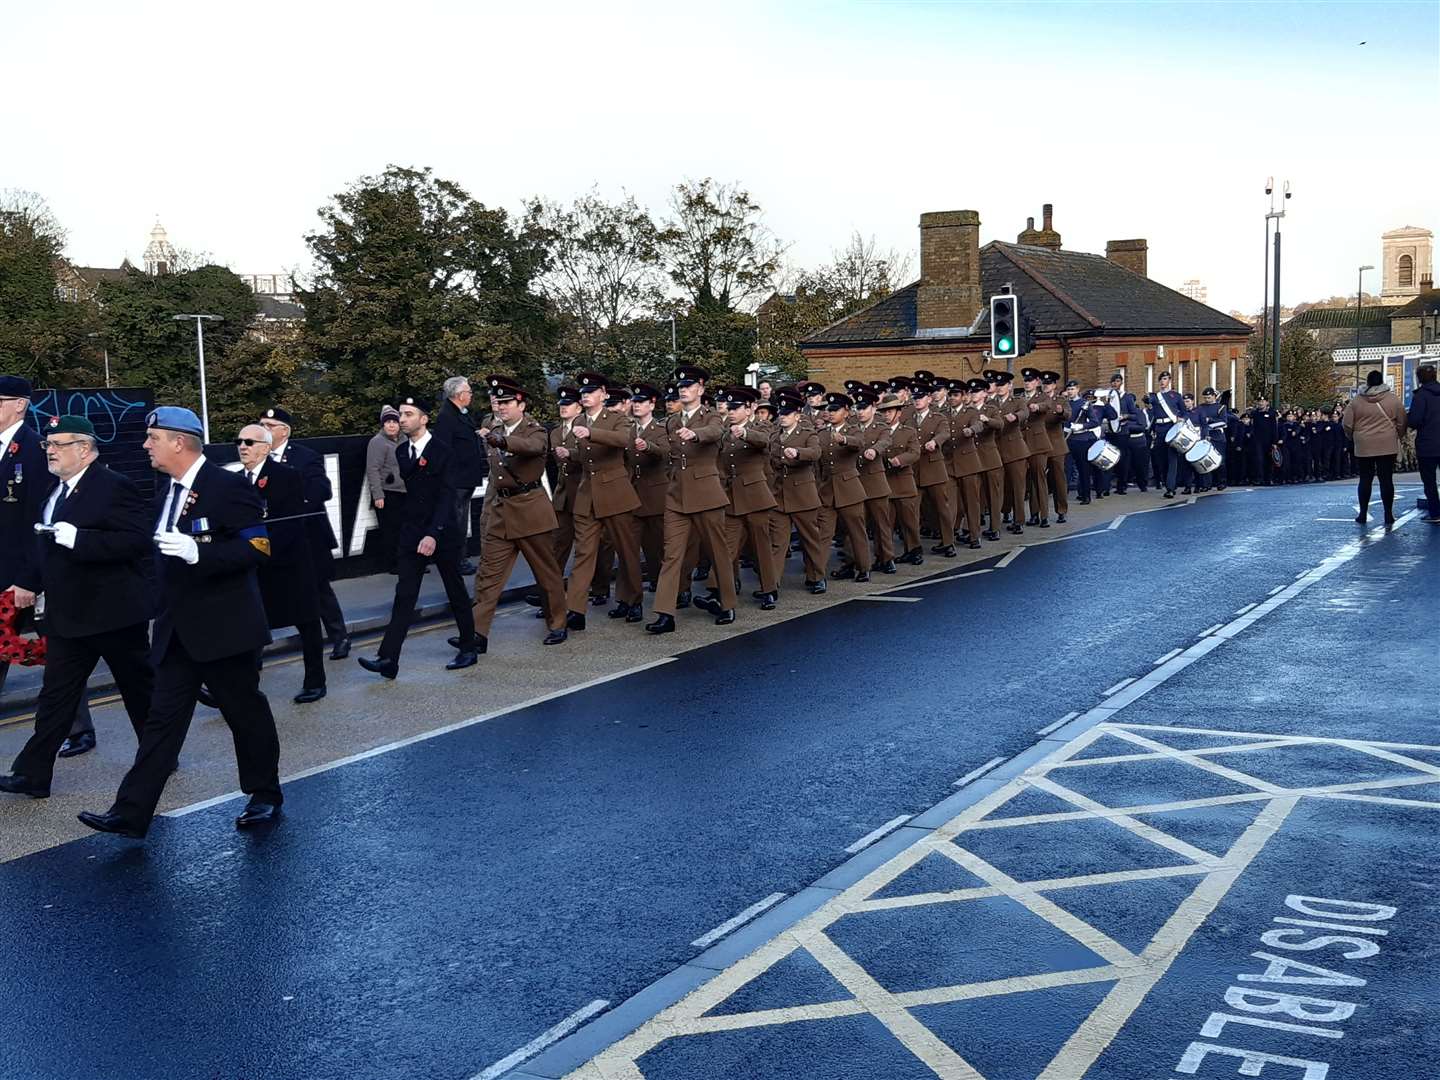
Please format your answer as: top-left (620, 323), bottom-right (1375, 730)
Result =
top-left (25, 387), bottom-right (155, 497)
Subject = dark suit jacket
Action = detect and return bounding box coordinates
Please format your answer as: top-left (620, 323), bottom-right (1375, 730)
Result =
top-left (274, 441), bottom-right (337, 576)
top-left (33, 464), bottom-right (153, 638)
top-left (251, 459), bottom-right (319, 629)
top-left (397, 436), bottom-right (459, 551)
top-left (2, 423), bottom-right (51, 592)
top-left (151, 460), bottom-right (272, 663)
top-left (434, 400), bottom-right (487, 488)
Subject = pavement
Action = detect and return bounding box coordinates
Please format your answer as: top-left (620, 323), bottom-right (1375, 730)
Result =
top-left (0, 476), bottom-right (1435, 1080)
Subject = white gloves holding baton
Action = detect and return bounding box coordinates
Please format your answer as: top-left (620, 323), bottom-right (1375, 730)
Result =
top-left (155, 531), bottom-right (200, 564)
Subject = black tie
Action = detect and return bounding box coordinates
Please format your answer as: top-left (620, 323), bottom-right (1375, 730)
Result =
top-left (51, 482), bottom-right (69, 522)
top-left (166, 480), bottom-right (184, 531)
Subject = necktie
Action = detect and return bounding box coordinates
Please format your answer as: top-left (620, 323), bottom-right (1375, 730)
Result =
top-left (50, 482), bottom-right (69, 523)
top-left (166, 481), bottom-right (184, 531)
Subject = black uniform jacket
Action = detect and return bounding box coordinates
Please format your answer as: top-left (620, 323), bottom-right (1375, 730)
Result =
top-left (396, 436), bottom-right (459, 553)
top-left (251, 458), bottom-right (319, 630)
top-left (2, 423), bottom-right (51, 592)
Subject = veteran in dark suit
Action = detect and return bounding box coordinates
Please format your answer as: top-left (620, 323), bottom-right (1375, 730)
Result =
top-left (78, 407), bottom-right (283, 839)
top-left (1, 416), bottom-right (155, 797)
top-left (1, 375), bottom-right (50, 698)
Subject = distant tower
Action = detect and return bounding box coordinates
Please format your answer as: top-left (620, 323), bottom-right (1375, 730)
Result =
top-left (1381, 226), bottom-right (1433, 300)
top-left (143, 219), bottom-right (178, 276)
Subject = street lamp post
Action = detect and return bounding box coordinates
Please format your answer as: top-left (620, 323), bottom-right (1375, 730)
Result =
top-left (669, 314), bottom-right (677, 362)
top-left (1261, 178), bottom-right (1273, 364)
top-left (172, 313), bottom-right (221, 444)
top-left (1355, 265), bottom-right (1374, 388)
top-left (1265, 181), bottom-right (1291, 405)
top-left (86, 332), bottom-right (110, 388)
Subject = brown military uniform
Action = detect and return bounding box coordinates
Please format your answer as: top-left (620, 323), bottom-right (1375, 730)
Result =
top-left (994, 390), bottom-right (1031, 527)
top-left (1043, 390), bottom-right (1070, 518)
top-left (771, 424), bottom-right (826, 584)
top-left (720, 419), bottom-right (780, 593)
top-left (630, 415), bottom-right (669, 588)
top-left (653, 405), bottom-right (736, 617)
top-left (566, 408), bottom-right (644, 614)
top-left (911, 408), bottom-right (956, 549)
top-left (817, 422), bottom-right (872, 573)
top-left (883, 422), bottom-right (922, 557)
top-left (1021, 390), bottom-right (1054, 523)
top-left (975, 401), bottom-right (1005, 535)
top-left (855, 421), bottom-right (895, 565)
top-left (949, 405), bottom-right (988, 545)
top-left (471, 416), bottom-right (567, 636)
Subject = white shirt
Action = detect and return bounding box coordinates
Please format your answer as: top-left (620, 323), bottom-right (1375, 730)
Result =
top-left (157, 456), bottom-right (207, 533)
top-left (406, 431), bottom-right (432, 461)
top-left (269, 439), bottom-right (288, 462)
top-left (44, 464), bottom-right (90, 524)
top-left (0, 419), bottom-right (21, 459)
top-left (244, 463), bottom-right (264, 484)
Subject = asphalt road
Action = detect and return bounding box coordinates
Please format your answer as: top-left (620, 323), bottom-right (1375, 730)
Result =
top-left (0, 479), bottom-right (1434, 1080)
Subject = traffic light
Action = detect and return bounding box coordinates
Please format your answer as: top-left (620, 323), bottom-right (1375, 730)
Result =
top-left (990, 294), bottom-right (1019, 360)
top-left (1018, 313), bottom-right (1037, 357)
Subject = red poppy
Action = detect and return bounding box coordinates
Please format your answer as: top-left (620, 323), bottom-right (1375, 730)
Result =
top-left (257, 477), bottom-right (268, 489)
top-left (418, 457), bottom-right (428, 468)
top-left (7, 440), bottom-right (18, 456)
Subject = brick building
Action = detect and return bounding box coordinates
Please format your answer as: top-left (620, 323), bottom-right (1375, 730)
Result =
top-left (800, 205), bottom-right (1253, 402)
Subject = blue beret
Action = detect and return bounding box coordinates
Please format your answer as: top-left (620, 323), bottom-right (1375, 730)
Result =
top-left (146, 406), bottom-right (204, 437)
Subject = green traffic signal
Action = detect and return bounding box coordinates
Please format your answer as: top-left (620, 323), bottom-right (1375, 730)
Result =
top-left (997, 337), bottom-right (1014, 353)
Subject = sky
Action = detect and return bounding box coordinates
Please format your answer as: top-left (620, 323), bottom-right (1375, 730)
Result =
top-left (5, 0), bottom-right (1437, 316)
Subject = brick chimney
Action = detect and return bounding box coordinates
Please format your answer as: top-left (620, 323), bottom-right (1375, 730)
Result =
top-left (917, 210), bottom-right (982, 334)
top-left (1422, 272), bottom-right (1435, 291)
top-left (1106, 238), bottom-right (1149, 277)
top-left (1018, 204), bottom-right (1062, 249)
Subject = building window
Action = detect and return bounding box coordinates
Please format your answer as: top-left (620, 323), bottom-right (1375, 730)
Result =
top-left (1229, 359), bottom-right (1237, 399)
top-left (1146, 366), bottom-right (1154, 392)
top-left (1399, 254), bottom-right (1414, 288)
top-left (1209, 360), bottom-right (1217, 391)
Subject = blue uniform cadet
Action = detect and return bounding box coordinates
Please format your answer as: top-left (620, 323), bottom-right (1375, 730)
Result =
top-left (1191, 387), bottom-right (1230, 492)
top-left (1148, 372), bottom-right (1188, 497)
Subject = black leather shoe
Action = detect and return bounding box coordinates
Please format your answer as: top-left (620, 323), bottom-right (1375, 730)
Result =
top-left (854, 570), bottom-right (871, 583)
top-left (1039, 518), bottom-right (1051, 529)
top-left (1078, 496), bottom-right (1091, 505)
top-left (1026, 515), bottom-right (1040, 527)
top-left (1164, 490), bottom-right (1175, 499)
top-left (542, 628), bottom-right (568, 645)
top-left (806, 579), bottom-right (827, 595)
top-left (358, 655), bottom-right (399, 680)
top-left (608, 602), bottom-right (630, 619)
top-left (830, 565), bottom-right (857, 580)
top-left (645, 613), bottom-right (676, 634)
top-left (968, 540), bottom-right (982, 549)
top-left (935, 544), bottom-right (957, 557)
top-left (77, 811), bottom-right (145, 839)
top-left (446, 649), bottom-right (478, 671)
top-left (876, 560), bottom-right (896, 574)
top-left (693, 593), bottom-right (723, 616)
top-left (524, 592), bottom-right (543, 607)
top-left (293, 686), bottom-right (326, 705)
top-left (589, 593), bottom-right (608, 607)
top-left (983, 530), bottom-right (1000, 541)
top-left (676, 590), bottom-right (692, 609)
top-left (625, 604), bottom-right (644, 623)
top-left (329, 636), bottom-right (352, 661)
top-left (758, 591), bottom-right (778, 610)
top-left (714, 609), bottom-right (737, 625)
top-left (566, 611), bottom-right (587, 631)
top-left (0, 774), bottom-right (49, 798)
top-left (1056, 514), bottom-right (1067, 524)
top-left (458, 560), bottom-right (478, 576)
top-left (235, 800), bottom-right (281, 828)
top-left (197, 686), bottom-right (219, 709)
top-left (1008, 525), bottom-right (1024, 535)
top-left (447, 634), bottom-right (488, 654)
top-left (1182, 487), bottom-right (1193, 495)
top-left (752, 589), bottom-right (768, 599)
top-left (58, 732), bottom-right (96, 758)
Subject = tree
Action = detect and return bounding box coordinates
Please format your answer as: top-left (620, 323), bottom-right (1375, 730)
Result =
top-left (298, 166), bottom-right (556, 428)
top-left (661, 178), bottom-right (784, 313)
top-left (0, 190), bottom-right (98, 387)
top-left (1244, 327), bottom-right (1342, 409)
top-left (206, 327), bottom-right (337, 437)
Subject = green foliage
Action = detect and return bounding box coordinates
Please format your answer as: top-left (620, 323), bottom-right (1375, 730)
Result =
top-left (299, 166), bottom-right (557, 426)
top-left (661, 179), bottom-right (783, 313)
top-left (0, 192), bottom-right (98, 386)
top-left (1243, 327), bottom-right (1343, 410)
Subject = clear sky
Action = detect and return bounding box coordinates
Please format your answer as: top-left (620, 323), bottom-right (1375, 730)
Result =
top-left (5, 0), bottom-right (1437, 315)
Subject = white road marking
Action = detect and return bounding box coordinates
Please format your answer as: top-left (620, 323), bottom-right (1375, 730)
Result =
top-left (1153, 648), bottom-right (1182, 664)
top-left (1233, 603), bottom-right (1256, 615)
top-left (1036, 712), bottom-right (1079, 736)
top-left (1267, 584), bottom-right (1285, 595)
top-left (165, 657), bottom-right (680, 817)
top-left (691, 893), bottom-right (788, 949)
top-left (996, 547), bottom-right (1025, 568)
top-left (854, 594), bottom-right (922, 603)
top-left (953, 756), bottom-right (1006, 787)
top-left (1106, 515), bottom-right (1127, 530)
top-left (1198, 623), bottom-right (1224, 637)
top-left (844, 815), bottom-right (913, 853)
top-left (1101, 677), bottom-right (1136, 696)
top-left (886, 568), bottom-right (993, 590)
top-left (473, 998), bottom-right (611, 1080)
top-left (1316, 517), bottom-right (1357, 522)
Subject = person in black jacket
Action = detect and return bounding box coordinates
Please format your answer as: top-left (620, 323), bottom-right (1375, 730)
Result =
top-left (359, 394), bottom-right (477, 679)
top-left (0, 416), bottom-right (155, 797)
top-left (236, 424), bottom-right (326, 703)
top-left (258, 406), bottom-right (350, 658)
top-left (1, 375), bottom-right (50, 698)
top-left (78, 406), bottom-right (283, 839)
top-left (1247, 398), bottom-right (1279, 484)
top-left (433, 376), bottom-right (486, 576)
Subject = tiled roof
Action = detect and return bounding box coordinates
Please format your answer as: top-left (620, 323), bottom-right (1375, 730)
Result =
top-left (802, 240), bottom-right (1251, 347)
top-left (1385, 289), bottom-right (1440, 319)
top-left (1286, 306), bottom-right (1394, 330)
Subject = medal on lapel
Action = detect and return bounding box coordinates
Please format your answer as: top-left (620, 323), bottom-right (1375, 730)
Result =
top-left (3, 462), bottom-right (20, 503)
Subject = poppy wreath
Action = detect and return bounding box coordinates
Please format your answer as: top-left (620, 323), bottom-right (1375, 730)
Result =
top-left (0, 589), bottom-right (46, 666)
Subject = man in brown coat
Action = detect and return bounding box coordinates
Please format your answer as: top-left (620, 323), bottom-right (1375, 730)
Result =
top-left (852, 391), bottom-right (896, 573)
top-left (1019, 368), bottom-right (1054, 529)
top-left (645, 366), bottom-right (737, 634)
top-left (718, 387), bottom-right (780, 608)
top-left (628, 384), bottom-right (669, 591)
top-left (971, 378), bottom-right (1005, 542)
top-left (548, 387), bottom-right (583, 580)
top-left (949, 386), bottom-right (988, 550)
top-left (817, 393), bottom-right (874, 583)
top-left (910, 383), bottom-right (957, 558)
top-left (992, 371), bottom-right (1030, 535)
top-left (879, 395), bottom-right (922, 564)
top-left (1040, 370), bottom-right (1070, 524)
top-left (466, 377), bottom-right (569, 651)
top-left (771, 392), bottom-right (828, 594)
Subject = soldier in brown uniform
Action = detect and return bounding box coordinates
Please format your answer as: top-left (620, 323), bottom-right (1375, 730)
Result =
top-left (910, 383), bottom-right (957, 558)
top-left (991, 371), bottom-right (1030, 535)
top-left (628, 384), bottom-right (669, 591)
top-left (717, 387), bottom-right (780, 608)
top-left (970, 378), bottom-right (1005, 542)
top-left (548, 386), bottom-right (583, 580)
top-left (1019, 368), bottom-right (1054, 529)
top-left (466, 377), bottom-right (569, 651)
top-left (645, 366), bottom-right (737, 634)
top-left (1040, 370), bottom-right (1071, 524)
top-left (816, 393), bottom-right (874, 583)
top-left (878, 394), bottom-right (923, 564)
top-left (770, 391), bottom-right (827, 594)
top-left (561, 372), bottom-right (645, 626)
top-left (852, 391), bottom-right (896, 574)
top-left (949, 383), bottom-right (988, 550)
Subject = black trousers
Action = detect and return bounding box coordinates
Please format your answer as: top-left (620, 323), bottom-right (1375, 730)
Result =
top-left (379, 542), bottom-right (474, 661)
top-left (1419, 455), bottom-right (1439, 519)
top-left (1125, 436), bottom-right (1150, 490)
top-left (1067, 440), bottom-right (1096, 500)
top-left (1356, 454), bottom-right (1397, 519)
top-left (110, 634), bottom-right (281, 833)
top-left (257, 619), bottom-right (326, 690)
top-left (376, 492), bottom-right (406, 571)
top-left (10, 623), bottom-right (153, 788)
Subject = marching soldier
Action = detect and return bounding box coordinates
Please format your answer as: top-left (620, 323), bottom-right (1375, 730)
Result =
top-left (852, 391), bottom-right (896, 573)
top-left (645, 366), bottom-right (737, 634)
top-left (991, 371), bottom-right (1030, 533)
top-left (1118, 385), bottom-right (1153, 493)
top-left (970, 378), bottom-right (1005, 541)
top-left (910, 383), bottom-right (956, 556)
top-left (1193, 387), bottom-right (1231, 492)
top-left (545, 386), bottom-right (583, 603)
top-left (770, 391), bottom-right (827, 594)
top-left (1040, 371), bottom-right (1070, 524)
top-left (1149, 370), bottom-right (1187, 497)
top-left (1019, 368), bottom-right (1053, 528)
top-left (800, 382), bottom-right (827, 419)
top-left (629, 384), bottom-right (669, 591)
top-left (878, 395), bottom-right (923, 564)
top-left (718, 387), bottom-right (780, 609)
top-left (948, 387), bottom-right (987, 550)
top-left (816, 393), bottom-right (873, 582)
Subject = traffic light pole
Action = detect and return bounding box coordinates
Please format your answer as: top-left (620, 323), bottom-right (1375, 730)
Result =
top-left (1270, 228), bottom-right (1282, 406)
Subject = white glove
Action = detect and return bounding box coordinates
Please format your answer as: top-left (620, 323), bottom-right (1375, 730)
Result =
top-left (155, 531), bottom-right (200, 565)
top-left (52, 522), bottom-right (78, 549)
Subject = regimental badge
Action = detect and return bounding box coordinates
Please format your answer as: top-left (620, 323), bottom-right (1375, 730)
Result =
top-left (47, 416), bottom-right (59, 429)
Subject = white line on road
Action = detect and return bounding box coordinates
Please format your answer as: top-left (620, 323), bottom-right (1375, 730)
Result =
top-left (1106, 515), bottom-right (1127, 530)
top-left (166, 657), bottom-right (680, 817)
top-left (845, 815), bottom-right (912, 853)
top-left (1267, 584), bottom-right (1285, 596)
top-left (1102, 677), bottom-right (1136, 696)
top-left (1316, 517), bottom-right (1357, 522)
top-left (472, 999), bottom-right (611, 1080)
top-left (1153, 648), bottom-right (1182, 665)
top-left (953, 757), bottom-right (1006, 788)
top-left (885, 568), bottom-right (993, 591)
top-left (1037, 713), bottom-right (1079, 736)
top-left (997, 547), bottom-right (1025, 568)
top-left (855, 595), bottom-right (923, 603)
top-left (690, 893), bottom-right (788, 948)
top-left (1233, 604), bottom-right (1256, 616)
top-left (1198, 623), bottom-right (1224, 637)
